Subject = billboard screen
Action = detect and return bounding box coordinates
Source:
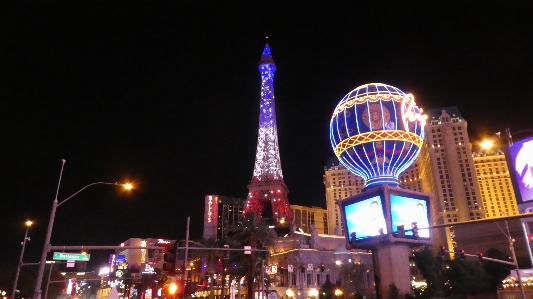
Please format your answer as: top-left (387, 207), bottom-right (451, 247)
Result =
top-left (390, 194), bottom-right (430, 238)
top-left (508, 136), bottom-right (533, 203)
top-left (344, 194), bottom-right (387, 240)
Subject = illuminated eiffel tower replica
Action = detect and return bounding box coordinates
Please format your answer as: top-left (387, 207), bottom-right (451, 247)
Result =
top-left (245, 42), bottom-right (293, 227)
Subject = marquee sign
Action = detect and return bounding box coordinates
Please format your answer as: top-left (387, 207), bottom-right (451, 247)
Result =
top-left (141, 263), bottom-right (156, 274)
top-left (205, 195), bottom-right (219, 223)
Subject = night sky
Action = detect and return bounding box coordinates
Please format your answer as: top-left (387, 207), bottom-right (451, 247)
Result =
top-left (1, 1), bottom-right (532, 270)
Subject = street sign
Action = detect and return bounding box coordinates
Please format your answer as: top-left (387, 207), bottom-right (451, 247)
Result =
top-left (53, 252), bottom-right (90, 261)
top-left (287, 264), bottom-right (293, 272)
top-left (244, 246), bottom-right (251, 254)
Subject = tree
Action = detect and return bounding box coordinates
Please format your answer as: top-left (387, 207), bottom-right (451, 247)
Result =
top-left (445, 258), bottom-right (492, 295)
top-left (387, 283), bottom-right (400, 299)
top-left (193, 237), bottom-right (224, 299)
top-left (482, 248), bottom-right (513, 292)
top-left (412, 246), bottom-right (510, 298)
top-left (338, 262), bottom-right (370, 297)
top-left (319, 277), bottom-right (336, 299)
top-left (412, 246), bottom-right (447, 298)
top-left (231, 213), bottom-right (277, 299)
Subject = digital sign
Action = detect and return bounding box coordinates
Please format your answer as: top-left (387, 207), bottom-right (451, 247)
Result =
top-left (390, 194), bottom-right (430, 238)
top-left (344, 194), bottom-right (387, 240)
top-left (508, 136), bottom-right (533, 203)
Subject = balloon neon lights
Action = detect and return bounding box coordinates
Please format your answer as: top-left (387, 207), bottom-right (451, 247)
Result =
top-left (334, 130), bottom-right (424, 157)
top-left (401, 94), bottom-right (427, 132)
top-left (330, 83), bottom-right (426, 187)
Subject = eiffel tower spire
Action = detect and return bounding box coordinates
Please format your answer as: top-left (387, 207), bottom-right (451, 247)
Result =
top-left (245, 42), bottom-right (293, 225)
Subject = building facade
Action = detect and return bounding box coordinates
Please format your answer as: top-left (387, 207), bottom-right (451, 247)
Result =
top-left (203, 195), bottom-right (246, 240)
top-left (291, 204), bottom-right (328, 234)
top-left (115, 238), bottom-right (173, 269)
top-left (473, 149), bottom-right (519, 218)
top-left (323, 158), bottom-right (366, 235)
top-left (424, 107), bottom-right (485, 223)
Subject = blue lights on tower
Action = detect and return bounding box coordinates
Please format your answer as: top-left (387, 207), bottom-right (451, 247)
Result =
top-left (252, 43), bottom-right (283, 181)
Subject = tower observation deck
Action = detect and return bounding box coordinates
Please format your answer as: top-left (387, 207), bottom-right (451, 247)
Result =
top-left (245, 43), bottom-right (293, 225)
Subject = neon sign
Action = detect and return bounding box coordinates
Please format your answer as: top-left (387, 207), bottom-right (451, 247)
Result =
top-left (157, 239), bottom-right (170, 244)
top-left (141, 263), bottom-right (156, 274)
top-left (330, 83), bottom-right (426, 187)
top-left (208, 195), bottom-right (213, 222)
top-left (401, 94), bottom-right (427, 132)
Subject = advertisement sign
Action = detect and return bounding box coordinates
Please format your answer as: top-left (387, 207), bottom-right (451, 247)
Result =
top-left (508, 136), bottom-right (533, 203)
top-left (343, 194), bottom-right (387, 240)
top-left (389, 194), bottom-right (430, 238)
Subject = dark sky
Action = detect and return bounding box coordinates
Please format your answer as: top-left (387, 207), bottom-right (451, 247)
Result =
top-left (1, 1), bottom-right (532, 270)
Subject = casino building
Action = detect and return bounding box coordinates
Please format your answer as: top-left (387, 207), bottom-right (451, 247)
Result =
top-left (290, 204), bottom-right (328, 234)
top-left (472, 148), bottom-right (518, 218)
top-left (115, 238), bottom-right (174, 269)
top-left (203, 195), bottom-right (246, 240)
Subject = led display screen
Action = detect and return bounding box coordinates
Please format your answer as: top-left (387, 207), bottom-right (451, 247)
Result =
top-left (344, 195), bottom-right (387, 239)
top-left (508, 136), bottom-right (533, 203)
top-left (390, 194), bottom-right (430, 238)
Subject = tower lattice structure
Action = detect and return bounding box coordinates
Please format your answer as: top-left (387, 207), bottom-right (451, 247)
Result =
top-left (245, 43), bottom-right (293, 224)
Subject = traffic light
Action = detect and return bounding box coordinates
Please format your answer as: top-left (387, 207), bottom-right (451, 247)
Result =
top-left (300, 264), bottom-right (305, 273)
top-left (458, 249), bottom-right (465, 260)
top-left (439, 245), bottom-right (446, 257)
top-left (411, 222), bottom-right (419, 239)
top-left (478, 252), bottom-right (483, 262)
top-left (163, 241), bottom-right (177, 275)
top-left (320, 264), bottom-right (325, 272)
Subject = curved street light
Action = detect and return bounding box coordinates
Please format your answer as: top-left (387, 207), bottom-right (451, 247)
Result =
top-left (33, 160), bottom-right (132, 299)
top-left (11, 220), bottom-right (33, 299)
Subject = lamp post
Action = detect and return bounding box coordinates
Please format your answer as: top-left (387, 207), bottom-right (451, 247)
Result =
top-left (33, 160), bottom-right (132, 299)
top-left (11, 220), bottom-right (33, 299)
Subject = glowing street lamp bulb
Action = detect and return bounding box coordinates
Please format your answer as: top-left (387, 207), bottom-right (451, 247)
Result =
top-left (123, 183), bottom-right (133, 190)
top-left (480, 140), bottom-right (494, 150)
top-left (99, 267), bottom-right (110, 276)
top-left (25, 220), bottom-right (33, 227)
top-left (286, 289), bottom-right (294, 297)
top-left (169, 282), bottom-right (178, 294)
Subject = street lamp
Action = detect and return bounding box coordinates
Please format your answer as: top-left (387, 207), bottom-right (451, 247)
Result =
top-left (33, 160), bottom-right (132, 299)
top-left (480, 139), bottom-right (494, 150)
top-left (11, 220), bottom-right (33, 299)
top-left (169, 282), bottom-right (178, 299)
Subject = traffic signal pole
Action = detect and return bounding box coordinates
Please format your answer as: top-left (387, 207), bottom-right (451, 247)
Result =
top-left (183, 217), bottom-right (190, 299)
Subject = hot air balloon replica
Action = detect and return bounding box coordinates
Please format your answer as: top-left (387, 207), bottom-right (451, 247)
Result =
top-left (330, 83), bottom-right (433, 298)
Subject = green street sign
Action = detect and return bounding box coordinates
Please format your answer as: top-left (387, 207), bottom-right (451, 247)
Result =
top-left (53, 252), bottom-right (90, 261)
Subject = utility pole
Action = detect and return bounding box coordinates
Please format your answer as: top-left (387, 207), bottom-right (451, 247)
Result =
top-left (183, 217), bottom-right (190, 299)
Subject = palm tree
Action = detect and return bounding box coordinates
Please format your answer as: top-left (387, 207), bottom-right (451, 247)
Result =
top-left (231, 213), bottom-right (277, 299)
top-left (193, 237), bottom-right (224, 299)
